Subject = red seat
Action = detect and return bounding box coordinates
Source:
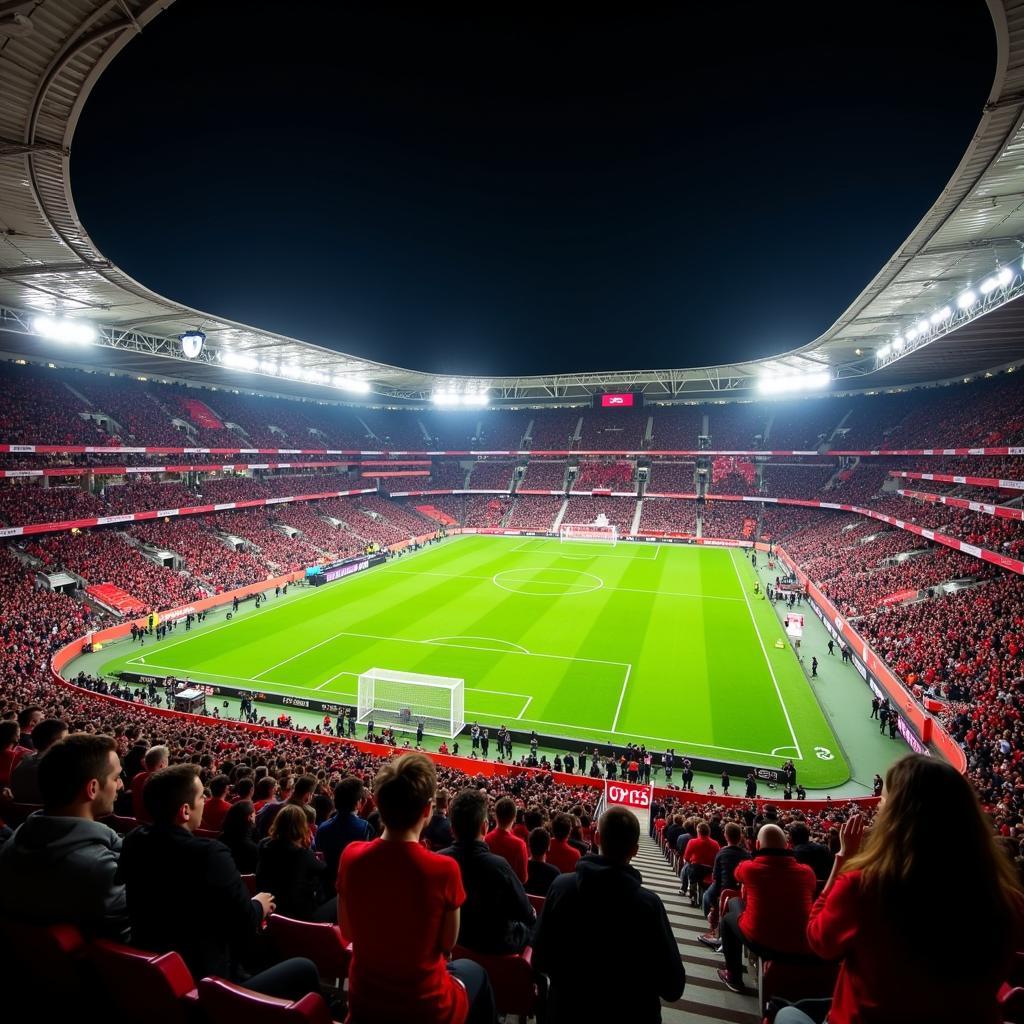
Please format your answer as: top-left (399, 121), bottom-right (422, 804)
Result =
top-left (1002, 985), bottom-right (1024, 1024)
top-left (452, 944), bottom-right (543, 1020)
top-left (267, 914), bottom-right (351, 987)
top-left (527, 894), bottom-right (545, 916)
top-left (90, 939), bottom-right (199, 1024)
top-left (0, 919), bottom-right (85, 1007)
top-left (197, 977), bottom-right (334, 1024)
top-left (241, 873), bottom-right (258, 896)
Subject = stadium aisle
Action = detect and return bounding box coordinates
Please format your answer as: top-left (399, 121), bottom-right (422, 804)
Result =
top-left (632, 835), bottom-right (759, 1023)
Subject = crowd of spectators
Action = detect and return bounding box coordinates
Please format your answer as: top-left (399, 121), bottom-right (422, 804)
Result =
top-left (577, 408), bottom-right (647, 449)
top-left (273, 504), bottom-right (362, 558)
top-left (574, 460), bottom-right (635, 489)
top-left (638, 497), bottom-right (698, 535)
top-left (709, 470), bottom-right (759, 496)
top-left (27, 530), bottom-right (206, 612)
top-left (127, 520), bottom-right (271, 592)
top-left (764, 399), bottom-right (843, 450)
top-left (648, 405), bottom-right (702, 449)
top-left (701, 501), bottom-right (757, 540)
top-left (707, 403), bottom-right (770, 450)
top-left (465, 460), bottom-right (516, 489)
top-left (505, 495), bottom-right (563, 530)
top-left (426, 461), bottom-right (466, 489)
top-left (761, 464), bottom-right (834, 499)
top-left (101, 481), bottom-right (196, 514)
top-left (463, 495), bottom-right (512, 528)
top-left (644, 461), bottom-right (696, 494)
top-left (519, 460), bottom-right (568, 490)
top-left (0, 484), bottom-right (106, 527)
top-left (528, 410), bottom-right (581, 449)
top-left (210, 510), bottom-right (325, 572)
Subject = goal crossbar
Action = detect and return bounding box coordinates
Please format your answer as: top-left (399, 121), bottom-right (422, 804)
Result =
top-left (559, 523), bottom-right (619, 546)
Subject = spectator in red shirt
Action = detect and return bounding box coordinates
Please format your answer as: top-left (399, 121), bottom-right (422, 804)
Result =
top-left (338, 753), bottom-right (496, 1024)
top-left (718, 822), bottom-right (817, 993)
top-left (547, 812), bottom-right (581, 874)
top-left (680, 821), bottom-right (720, 904)
top-left (0, 720), bottom-right (25, 791)
top-left (201, 775), bottom-right (232, 833)
top-left (777, 755), bottom-right (1024, 1024)
top-left (484, 796), bottom-right (528, 883)
top-left (129, 744), bottom-right (168, 822)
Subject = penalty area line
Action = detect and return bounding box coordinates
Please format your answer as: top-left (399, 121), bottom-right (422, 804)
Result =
top-left (610, 663), bottom-right (632, 732)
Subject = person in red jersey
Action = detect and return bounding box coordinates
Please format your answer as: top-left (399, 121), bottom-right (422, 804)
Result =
top-left (484, 796), bottom-right (528, 883)
top-left (776, 755), bottom-right (1024, 1024)
top-left (129, 744), bottom-right (168, 822)
top-left (546, 812), bottom-right (581, 873)
top-left (201, 774), bottom-right (232, 833)
top-left (679, 820), bottom-right (720, 903)
top-left (338, 753), bottom-right (496, 1024)
top-left (718, 823), bottom-right (817, 993)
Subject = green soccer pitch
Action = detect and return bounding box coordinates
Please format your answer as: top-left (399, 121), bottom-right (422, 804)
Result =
top-left (97, 534), bottom-right (850, 787)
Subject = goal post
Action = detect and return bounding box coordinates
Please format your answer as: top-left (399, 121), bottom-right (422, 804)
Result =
top-left (559, 523), bottom-right (619, 546)
top-left (357, 668), bottom-right (465, 739)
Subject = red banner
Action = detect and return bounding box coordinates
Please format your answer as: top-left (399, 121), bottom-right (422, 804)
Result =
top-left (605, 780), bottom-right (653, 810)
top-left (897, 488), bottom-right (1024, 522)
top-left (890, 470), bottom-right (1024, 492)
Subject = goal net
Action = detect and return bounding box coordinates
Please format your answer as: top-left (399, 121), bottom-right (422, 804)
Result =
top-left (559, 523), bottom-right (619, 546)
top-left (357, 668), bottom-right (465, 740)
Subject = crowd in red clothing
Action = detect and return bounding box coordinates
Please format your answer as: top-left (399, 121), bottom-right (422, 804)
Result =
top-left (638, 497), bottom-right (698, 535)
top-left (27, 530), bottom-right (205, 612)
top-left (465, 460), bottom-right (515, 489)
top-left (0, 484), bottom-right (106, 527)
top-left (645, 461), bottom-right (696, 494)
top-left (127, 520), bottom-right (271, 591)
top-left (561, 496), bottom-right (636, 532)
top-left (574, 460), bottom-right (635, 488)
top-left (209, 510), bottom-right (325, 572)
top-left (761, 463), bottom-right (834, 499)
top-left (505, 495), bottom-right (563, 530)
top-left (519, 461), bottom-right (567, 489)
top-left (702, 501), bottom-right (756, 540)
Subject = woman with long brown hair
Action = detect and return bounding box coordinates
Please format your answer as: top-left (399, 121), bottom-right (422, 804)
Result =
top-left (777, 753), bottom-right (1023, 1024)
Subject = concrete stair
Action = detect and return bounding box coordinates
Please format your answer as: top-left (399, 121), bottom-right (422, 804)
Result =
top-left (632, 835), bottom-right (760, 1024)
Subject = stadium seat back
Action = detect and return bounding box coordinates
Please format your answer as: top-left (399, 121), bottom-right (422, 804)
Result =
top-left (267, 914), bottom-right (351, 985)
top-left (0, 919), bottom-right (85, 1007)
top-left (452, 944), bottom-right (541, 1017)
top-left (198, 977), bottom-right (334, 1024)
top-left (241, 873), bottom-right (258, 896)
top-left (527, 894), bottom-right (545, 916)
top-left (90, 939), bottom-right (198, 1024)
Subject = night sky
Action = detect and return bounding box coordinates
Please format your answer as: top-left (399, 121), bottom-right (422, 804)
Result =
top-left (71, 2), bottom-right (995, 377)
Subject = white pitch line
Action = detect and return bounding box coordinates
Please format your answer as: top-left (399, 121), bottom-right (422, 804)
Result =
top-left (729, 548), bottom-right (803, 760)
top-left (517, 696), bottom-right (533, 719)
top-left (610, 663), bottom-right (632, 732)
top-left (252, 628), bottom-right (355, 680)
top-left (314, 670), bottom-right (359, 690)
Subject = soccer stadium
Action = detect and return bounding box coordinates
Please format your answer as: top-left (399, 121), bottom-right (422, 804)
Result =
top-left (0, 2), bottom-right (1023, 1022)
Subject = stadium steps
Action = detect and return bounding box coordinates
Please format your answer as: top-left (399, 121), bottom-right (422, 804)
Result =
top-left (633, 836), bottom-right (760, 1024)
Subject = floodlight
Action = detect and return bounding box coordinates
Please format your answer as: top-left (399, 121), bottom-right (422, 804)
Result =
top-left (997, 266), bottom-right (1013, 287)
top-left (930, 306), bottom-right (951, 324)
top-left (179, 330), bottom-right (206, 359)
top-left (31, 315), bottom-right (96, 344)
top-left (957, 289), bottom-right (976, 309)
top-left (877, 345), bottom-right (891, 360)
top-left (980, 274), bottom-right (1000, 295)
top-left (892, 336), bottom-right (905, 352)
top-left (757, 371), bottom-right (830, 395)
top-left (905, 327), bottom-right (918, 341)
top-left (915, 320), bottom-right (930, 335)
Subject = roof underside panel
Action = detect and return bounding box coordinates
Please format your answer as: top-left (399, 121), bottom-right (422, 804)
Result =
top-left (1, 1), bottom-right (1024, 402)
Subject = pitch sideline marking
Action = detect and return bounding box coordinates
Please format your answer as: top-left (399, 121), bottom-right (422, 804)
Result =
top-left (729, 549), bottom-right (804, 760)
top-left (610, 662), bottom-right (632, 732)
top-left (517, 696), bottom-right (533, 719)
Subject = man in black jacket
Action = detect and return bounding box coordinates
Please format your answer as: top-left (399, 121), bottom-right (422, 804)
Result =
top-left (533, 806), bottom-right (685, 1023)
top-left (117, 764), bottom-right (318, 999)
top-left (698, 821), bottom-right (750, 947)
top-left (440, 788), bottom-right (534, 954)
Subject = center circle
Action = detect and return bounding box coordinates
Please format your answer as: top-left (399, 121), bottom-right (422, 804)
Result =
top-left (492, 567), bottom-right (603, 597)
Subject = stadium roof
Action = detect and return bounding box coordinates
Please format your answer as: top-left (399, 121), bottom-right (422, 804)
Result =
top-left (2, 0), bottom-right (1024, 403)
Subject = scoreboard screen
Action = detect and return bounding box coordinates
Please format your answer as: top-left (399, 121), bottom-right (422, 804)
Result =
top-left (595, 392), bottom-right (640, 409)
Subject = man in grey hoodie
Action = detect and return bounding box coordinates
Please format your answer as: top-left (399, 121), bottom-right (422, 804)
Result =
top-left (0, 733), bottom-right (128, 940)
top-left (533, 805), bottom-right (686, 1023)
